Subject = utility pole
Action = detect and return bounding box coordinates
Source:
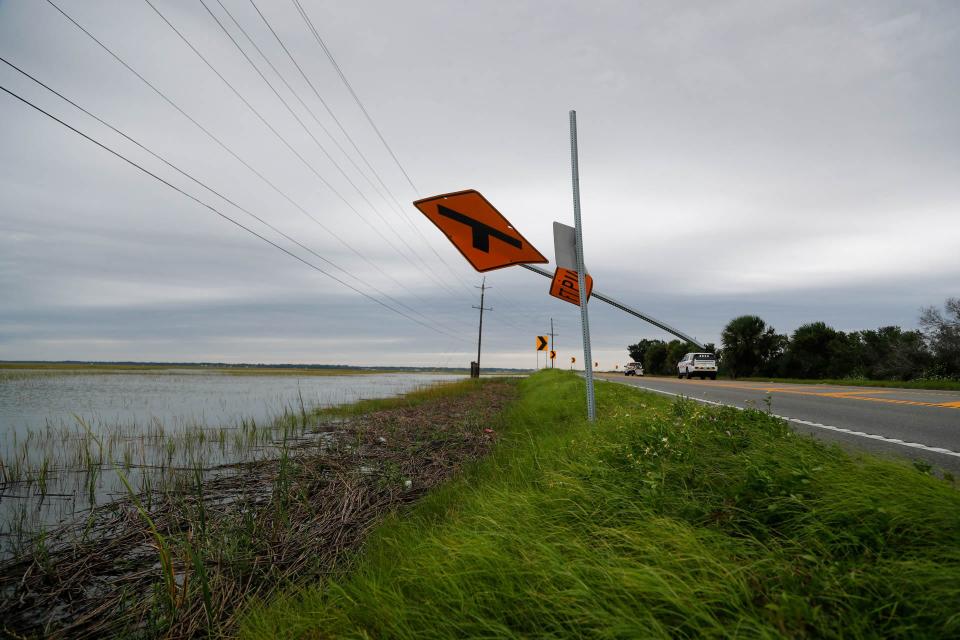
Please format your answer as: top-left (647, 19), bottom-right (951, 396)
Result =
top-left (550, 318), bottom-right (556, 369)
top-left (472, 277), bottom-right (491, 378)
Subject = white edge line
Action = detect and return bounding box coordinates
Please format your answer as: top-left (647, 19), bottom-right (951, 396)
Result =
top-left (603, 379), bottom-right (960, 460)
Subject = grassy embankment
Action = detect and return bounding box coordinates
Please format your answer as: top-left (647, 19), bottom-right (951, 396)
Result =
top-left (242, 369), bottom-right (960, 638)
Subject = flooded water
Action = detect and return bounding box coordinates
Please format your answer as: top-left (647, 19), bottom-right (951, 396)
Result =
top-left (0, 370), bottom-right (459, 438)
top-left (0, 370), bottom-right (462, 558)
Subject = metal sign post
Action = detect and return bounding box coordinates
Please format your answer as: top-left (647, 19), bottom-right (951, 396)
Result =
top-left (569, 110), bottom-right (596, 422)
top-left (518, 263), bottom-right (705, 350)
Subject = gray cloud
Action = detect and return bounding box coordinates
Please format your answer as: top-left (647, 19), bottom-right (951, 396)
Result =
top-left (1, 0), bottom-right (957, 368)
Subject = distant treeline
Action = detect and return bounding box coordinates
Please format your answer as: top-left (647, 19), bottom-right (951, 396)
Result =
top-left (627, 339), bottom-right (718, 377)
top-left (629, 297), bottom-right (960, 381)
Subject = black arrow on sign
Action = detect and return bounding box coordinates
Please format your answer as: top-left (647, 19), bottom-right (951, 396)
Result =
top-left (437, 205), bottom-right (522, 253)
top-left (537, 336), bottom-right (548, 351)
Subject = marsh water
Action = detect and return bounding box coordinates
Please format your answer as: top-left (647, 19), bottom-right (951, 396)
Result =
top-left (0, 369), bottom-right (461, 558)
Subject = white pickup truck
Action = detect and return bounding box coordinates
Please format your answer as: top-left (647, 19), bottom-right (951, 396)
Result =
top-left (624, 362), bottom-right (644, 376)
top-left (677, 353), bottom-right (718, 380)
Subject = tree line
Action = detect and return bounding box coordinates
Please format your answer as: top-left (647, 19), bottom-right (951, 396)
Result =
top-left (628, 297), bottom-right (959, 381)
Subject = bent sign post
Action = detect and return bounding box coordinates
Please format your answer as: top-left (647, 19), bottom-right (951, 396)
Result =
top-left (411, 113), bottom-right (616, 423)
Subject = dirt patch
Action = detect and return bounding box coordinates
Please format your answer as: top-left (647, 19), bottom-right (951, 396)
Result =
top-left (0, 380), bottom-right (516, 638)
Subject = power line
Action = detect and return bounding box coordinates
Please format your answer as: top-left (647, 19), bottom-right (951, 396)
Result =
top-left (30, 1), bottom-right (552, 359)
top-left (240, 1), bottom-right (406, 220)
top-left (286, 0), bottom-right (484, 299)
top-left (248, 0), bottom-right (478, 299)
top-left (0, 82), bottom-right (466, 341)
top-left (140, 0), bottom-right (456, 300)
top-left (287, 1), bottom-right (559, 318)
top-left (196, 0), bottom-right (466, 301)
top-left (290, 0), bottom-right (418, 194)
top-left (47, 0), bottom-right (536, 338)
top-left (42, 0), bottom-right (463, 324)
top-left (0, 55), bottom-right (469, 339)
top-left (213, 0), bottom-right (391, 215)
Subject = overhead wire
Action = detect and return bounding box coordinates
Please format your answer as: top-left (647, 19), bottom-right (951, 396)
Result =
top-left (141, 0), bottom-right (468, 303)
top-left (284, 0), bottom-right (484, 298)
top-left (212, 0), bottom-right (394, 224)
top-left (42, 0), bottom-right (474, 332)
top-left (287, 0), bottom-right (554, 329)
top-left (0, 55), bottom-right (470, 339)
top-left (0, 82), bottom-right (466, 342)
top-left (290, 0), bottom-right (418, 195)
top-left (227, 1), bottom-right (418, 245)
top-left (233, 1), bottom-right (546, 331)
top-left (248, 0), bottom-right (478, 297)
top-left (196, 0), bottom-right (466, 302)
top-left (44, 0), bottom-right (546, 353)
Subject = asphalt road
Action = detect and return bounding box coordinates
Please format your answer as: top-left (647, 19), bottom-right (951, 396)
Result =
top-left (597, 374), bottom-right (960, 475)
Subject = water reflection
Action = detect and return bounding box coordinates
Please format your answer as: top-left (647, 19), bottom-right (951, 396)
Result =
top-left (0, 371), bottom-right (461, 558)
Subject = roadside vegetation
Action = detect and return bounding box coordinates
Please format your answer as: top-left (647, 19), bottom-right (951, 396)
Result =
top-left (629, 297), bottom-right (960, 385)
top-left (0, 378), bottom-right (514, 638)
top-left (241, 370), bottom-right (960, 639)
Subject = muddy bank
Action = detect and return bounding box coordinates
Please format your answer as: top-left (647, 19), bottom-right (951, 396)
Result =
top-left (0, 379), bottom-right (516, 638)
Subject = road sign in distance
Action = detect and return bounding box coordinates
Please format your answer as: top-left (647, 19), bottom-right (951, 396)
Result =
top-left (549, 267), bottom-right (593, 306)
top-left (571, 356), bottom-right (576, 364)
top-left (413, 190), bottom-right (548, 272)
top-left (550, 350), bottom-right (556, 360)
top-left (536, 335), bottom-right (549, 351)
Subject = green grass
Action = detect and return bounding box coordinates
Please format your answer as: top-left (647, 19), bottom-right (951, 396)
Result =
top-left (317, 377), bottom-right (484, 417)
top-left (239, 370), bottom-right (960, 639)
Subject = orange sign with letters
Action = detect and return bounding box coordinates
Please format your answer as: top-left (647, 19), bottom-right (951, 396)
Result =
top-left (549, 267), bottom-right (593, 306)
top-left (413, 190), bottom-right (548, 272)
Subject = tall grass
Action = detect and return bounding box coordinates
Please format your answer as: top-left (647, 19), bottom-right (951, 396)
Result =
top-left (241, 370), bottom-right (960, 639)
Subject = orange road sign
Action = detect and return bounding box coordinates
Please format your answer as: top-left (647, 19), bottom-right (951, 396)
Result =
top-left (550, 350), bottom-right (556, 360)
top-left (536, 335), bottom-right (549, 351)
top-left (571, 356), bottom-right (576, 364)
top-left (549, 267), bottom-right (593, 306)
top-left (413, 190), bottom-right (548, 272)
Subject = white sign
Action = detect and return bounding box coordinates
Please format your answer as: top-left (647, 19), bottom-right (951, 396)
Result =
top-left (553, 221), bottom-right (584, 272)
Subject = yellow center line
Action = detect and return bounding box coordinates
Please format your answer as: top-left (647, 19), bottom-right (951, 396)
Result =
top-left (674, 379), bottom-right (960, 410)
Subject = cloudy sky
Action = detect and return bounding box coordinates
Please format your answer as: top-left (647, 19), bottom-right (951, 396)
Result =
top-left (1, 0), bottom-right (958, 369)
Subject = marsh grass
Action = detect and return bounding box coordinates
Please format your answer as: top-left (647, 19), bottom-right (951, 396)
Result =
top-left (241, 370), bottom-right (960, 639)
top-left (0, 375), bottom-right (463, 560)
top-left (0, 376), bottom-right (514, 638)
